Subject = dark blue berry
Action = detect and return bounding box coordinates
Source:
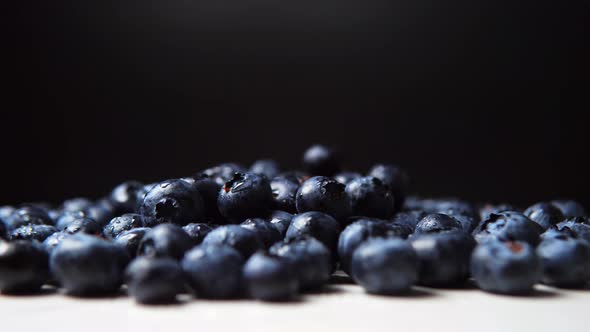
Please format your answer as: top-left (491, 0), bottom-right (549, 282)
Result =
top-left (351, 238), bottom-right (418, 294)
top-left (109, 181), bottom-right (143, 215)
top-left (64, 217), bottom-right (102, 236)
top-left (441, 208), bottom-right (480, 233)
top-left (367, 164), bottom-right (409, 211)
top-left (345, 177), bottom-right (395, 219)
top-left (296, 176), bottom-right (351, 221)
top-left (61, 198), bottom-right (93, 213)
top-left (182, 244), bottom-right (244, 299)
top-left (471, 240), bottom-right (541, 294)
top-left (390, 210), bottom-right (427, 232)
top-left (202, 163), bottom-right (246, 185)
top-left (414, 213), bottom-right (463, 235)
top-left (537, 234), bottom-right (590, 288)
top-left (103, 213), bottom-right (144, 239)
top-left (182, 223), bottom-right (213, 246)
top-left (270, 176), bottom-right (299, 213)
top-left (551, 200), bottom-right (586, 219)
top-left (334, 172), bottom-right (362, 185)
top-left (218, 173), bottom-right (273, 223)
top-left (479, 204), bottom-right (519, 221)
top-left (138, 224), bottom-right (193, 260)
top-left (241, 218), bottom-right (282, 248)
top-left (125, 257), bottom-right (186, 304)
top-left (473, 211), bottom-right (542, 246)
top-left (250, 159), bottom-right (280, 179)
top-left (0, 240), bottom-right (49, 294)
top-left (43, 231), bottom-right (70, 253)
top-left (243, 252), bottom-right (299, 301)
top-left (267, 210), bottom-right (294, 238)
top-left (140, 179), bottom-right (205, 227)
top-left (202, 225), bottom-right (263, 259)
top-left (10, 224), bottom-right (57, 242)
top-left (85, 199), bottom-right (116, 227)
top-left (524, 202), bottom-right (565, 230)
top-left (114, 228), bottom-right (150, 258)
top-left (556, 217), bottom-right (590, 243)
top-left (189, 173), bottom-right (223, 223)
top-left (285, 211), bottom-right (341, 255)
top-left (55, 210), bottom-right (86, 230)
top-left (302, 144), bottom-right (340, 176)
top-left (5, 206), bottom-right (53, 231)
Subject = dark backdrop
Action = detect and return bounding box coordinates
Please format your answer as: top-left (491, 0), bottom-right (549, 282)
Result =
top-left (3, 1), bottom-right (589, 208)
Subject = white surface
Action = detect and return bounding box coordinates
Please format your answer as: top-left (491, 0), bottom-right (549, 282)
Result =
top-left (2, 278), bottom-right (589, 332)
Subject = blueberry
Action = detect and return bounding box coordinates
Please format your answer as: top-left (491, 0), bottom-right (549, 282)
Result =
top-left (135, 183), bottom-right (157, 212)
top-left (50, 234), bottom-right (128, 296)
top-left (302, 144), bottom-right (340, 176)
top-left (43, 231), bottom-right (70, 253)
top-left (189, 173), bottom-right (223, 223)
top-left (202, 162), bottom-right (247, 185)
top-left (5, 206), bottom-right (53, 230)
top-left (55, 210), bottom-right (87, 230)
top-left (202, 225), bottom-right (263, 259)
top-left (345, 177), bottom-right (395, 219)
top-left (440, 208), bottom-right (480, 233)
top-left (241, 218), bottom-right (282, 248)
top-left (125, 257), bottom-right (186, 304)
top-left (471, 240), bottom-right (541, 294)
top-left (250, 159), bottom-right (280, 179)
top-left (85, 199), bottom-right (116, 227)
top-left (367, 164), bottom-right (409, 211)
top-left (479, 204), bottom-right (519, 221)
top-left (473, 211), bottom-right (542, 246)
top-left (334, 172), bottom-right (362, 185)
top-left (218, 173), bottom-right (273, 223)
top-left (270, 236), bottom-right (332, 290)
top-left (411, 232), bottom-right (475, 287)
top-left (103, 214), bottom-right (144, 239)
top-left (351, 238), bottom-right (418, 294)
top-left (140, 179), bottom-right (205, 227)
top-left (296, 176), bottom-right (351, 221)
top-left (243, 251), bottom-right (299, 301)
top-left (524, 202), bottom-right (565, 230)
top-left (0, 240), bottom-right (49, 294)
top-left (537, 234), bottom-right (590, 288)
top-left (138, 224), bottom-right (193, 260)
top-left (270, 176), bottom-right (300, 213)
top-left (64, 217), bottom-right (102, 236)
top-left (390, 210), bottom-right (427, 231)
top-left (182, 223), bottom-right (214, 246)
top-left (556, 217), bottom-right (590, 243)
top-left (414, 213), bottom-right (463, 235)
top-left (285, 212), bottom-right (341, 255)
top-left (10, 224), bottom-right (57, 242)
top-left (61, 198), bottom-right (93, 213)
top-left (182, 244), bottom-right (244, 299)
top-left (109, 181), bottom-right (143, 215)
top-left (551, 200), bottom-right (586, 219)
top-left (267, 210), bottom-right (294, 238)
top-left (114, 228), bottom-right (150, 258)
top-left (338, 219), bottom-right (402, 275)
top-left (541, 226), bottom-right (579, 240)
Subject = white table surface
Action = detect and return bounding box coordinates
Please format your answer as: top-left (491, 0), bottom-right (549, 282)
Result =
top-left (2, 273), bottom-right (589, 332)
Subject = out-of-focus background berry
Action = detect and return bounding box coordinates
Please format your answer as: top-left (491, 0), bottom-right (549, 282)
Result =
top-left (3, 1), bottom-right (588, 206)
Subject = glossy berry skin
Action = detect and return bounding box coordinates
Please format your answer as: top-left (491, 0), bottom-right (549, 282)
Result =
top-left (338, 219), bottom-right (403, 275)
top-left (334, 172), bottom-right (362, 185)
top-left (138, 224), bottom-right (193, 260)
top-left (5, 206), bottom-right (53, 231)
top-left (85, 199), bottom-right (116, 227)
top-left (524, 202), bottom-right (565, 230)
top-left (202, 162), bottom-right (246, 185)
top-left (202, 225), bottom-right (263, 259)
top-left (270, 236), bottom-right (332, 290)
top-left (243, 252), bottom-right (299, 301)
top-left (218, 173), bottom-right (273, 223)
top-left (50, 234), bottom-right (128, 296)
top-left (61, 198), bottom-right (93, 213)
top-left (537, 235), bottom-right (590, 288)
top-left (250, 159), bottom-right (280, 179)
top-left (390, 210), bottom-right (427, 232)
top-left (551, 200), bottom-right (586, 219)
top-left (241, 218), bottom-right (282, 248)
top-left (125, 257), bottom-right (186, 304)
top-left (285, 212), bottom-right (341, 255)
top-left (267, 210), bottom-right (294, 238)
top-left (479, 204), bottom-right (518, 221)
top-left (367, 164), bottom-right (409, 211)
top-left (140, 179), bottom-right (205, 227)
top-left (43, 232), bottom-right (70, 253)
top-left (556, 218), bottom-right (590, 243)
top-left (302, 144), bottom-right (340, 176)
top-left (345, 177), bottom-right (395, 219)
top-left (0, 241), bottom-right (49, 294)
top-left (441, 208), bottom-right (480, 233)
top-left (103, 214), bottom-right (144, 239)
top-left (109, 181), bottom-right (143, 215)
top-left (471, 240), bottom-right (541, 294)
top-left (182, 244), bottom-right (244, 299)
top-left (189, 174), bottom-right (223, 223)
top-left (351, 238), bottom-right (418, 294)
top-left (55, 211), bottom-right (87, 230)
top-left (182, 223), bottom-right (214, 246)
top-left (414, 213), bottom-right (463, 235)
top-left (296, 176), bottom-right (352, 221)
top-left (411, 232), bottom-right (475, 287)
top-left (10, 224), bottom-right (57, 242)
top-left (114, 228), bottom-right (150, 258)
top-left (270, 176), bottom-right (299, 214)
top-left (473, 211), bottom-right (542, 246)
top-left (64, 217), bottom-right (102, 236)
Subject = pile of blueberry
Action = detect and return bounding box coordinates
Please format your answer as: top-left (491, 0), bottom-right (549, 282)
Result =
top-left (1, 144), bottom-right (589, 304)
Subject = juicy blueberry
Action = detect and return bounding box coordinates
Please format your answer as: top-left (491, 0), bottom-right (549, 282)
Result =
top-left (114, 228), bottom-right (150, 258)
top-left (414, 213), bottom-right (463, 235)
top-left (250, 159), bottom-right (280, 179)
top-left (285, 211), bottom-right (341, 255)
top-left (537, 234), bottom-right (590, 288)
top-left (5, 206), bottom-right (53, 230)
top-left (217, 173), bottom-right (273, 223)
top-left (243, 251), bottom-right (299, 301)
top-left (551, 200), bottom-right (586, 219)
top-left (334, 172), bottom-right (362, 185)
top-left (202, 162), bottom-right (247, 185)
top-left (241, 218), bottom-right (282, 248)
top-left (43, 231), bottom-right (70, 253)
top-left (189, 173), bottom-right (223, 223)
top-left (125, 256), bottom-right (186, 304)
top-left (351, 238), bottom-right (418, 294)
top-left (202, 225), bottom-right (263, 259)
top-left (138, 224), bottom-right (193, 260)
top-left (103, 213), bottom-right (144, 239)
top-left (524, 202), bottom-right (565, 230)
top-left (140, 179), bottom-right (205, 227)
top-left (182, 244), bottom-right (244, 299)
top-left (10, 224), bottom-right (57, 242)
top-left (473, 211), bottom-right (542, 246)
top-left (367, 164), bottom-right (409, 211)
top-left (0, 241), bottom-right (49, 294)
top-left (556, 217), bottom-right (590, 243)
top-left (109, 181), bottom-right (143, 215)
top-left (64, 217), bottom-right (102, 236)
top-left (390, 210), bottom-right (427, 232)
top-left (267, 210), bottom-right (294, 238)
top-left (479, 204), bottom-right (519, 221)
top-left (55, 210), bottom-right (87, 230)
top-left (302, 144), bottom-right (340, 176)
top-left (296, 176), bottom-right (352, 221)
top-left (471, 240), bottom-right (541, 294)
top-left (270, 176), bottom-right (300, 214)
top-left (345, 176), bottom-right (395, 219)
top-left (182, 223), bottom-right (214, 246)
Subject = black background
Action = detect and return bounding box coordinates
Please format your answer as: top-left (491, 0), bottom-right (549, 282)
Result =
top-left (3, 1), bottom-right (589, 208)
